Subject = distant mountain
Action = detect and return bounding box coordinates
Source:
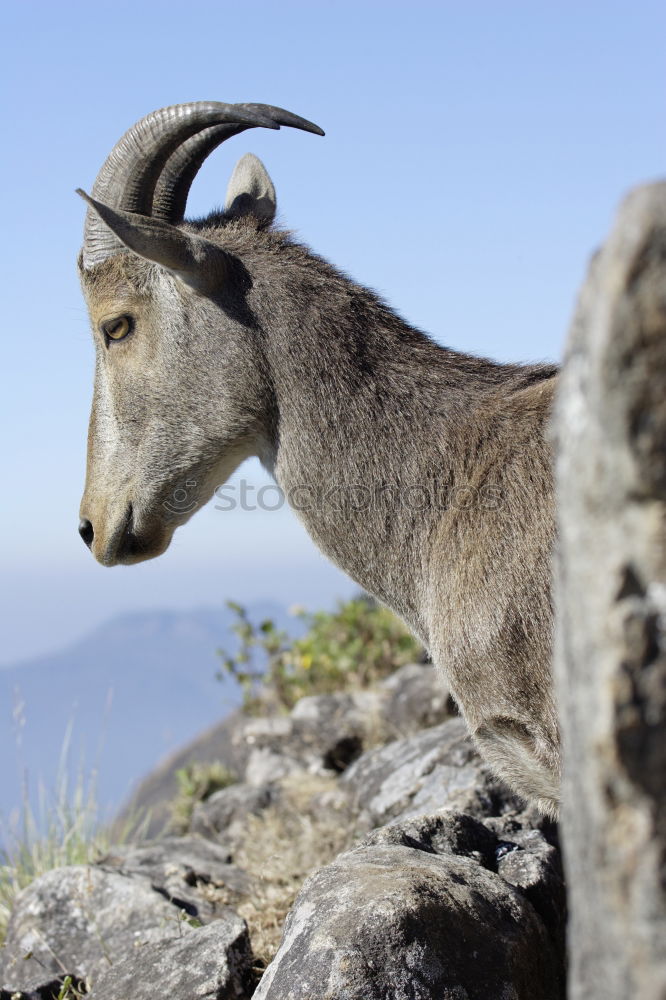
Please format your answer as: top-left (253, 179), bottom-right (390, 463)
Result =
top-left (0, 602), bottom-right (292, 831)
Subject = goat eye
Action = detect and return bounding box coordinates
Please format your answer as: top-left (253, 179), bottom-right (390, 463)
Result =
top-left (101, 315), bottom-right (132, 341)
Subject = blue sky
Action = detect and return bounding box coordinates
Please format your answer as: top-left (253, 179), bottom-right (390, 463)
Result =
top-left (1, 0), bottom-right (664, 663)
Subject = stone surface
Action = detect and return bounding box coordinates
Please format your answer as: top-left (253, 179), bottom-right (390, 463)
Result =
top-left (118, 663), bottom-right (453, 836)
top-left (362, 810), bottom-right (565, 953)
top-left (98, 836), bottom-right (253, 920)
top-left (254, 812), bottom-right (565, 1000)
top-left (378, 662), bottom-right (455, 736)
top-left (288, 690), bottom-right (379, 770)
top-left (191, 784), bottom-right (279, 846)
top-left (1, 865), bottom-right (180, 990)
top-left (1, 853), bottom-right (255, 998)
top-left (1, 666), bottom-right (561, 998)
top-left (238, 692), bottom-right (379, 781)
top-left (555, 181), bottom-right (666, 998)
top-left (342, 717), bottom-right (523, 828)
top-left (243, 747), bottom-right (305, 786)
top-left (88, 915), bottom-right (253, 1000)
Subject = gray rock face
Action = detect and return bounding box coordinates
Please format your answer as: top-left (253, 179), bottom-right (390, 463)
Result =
top-left (379, 662), bottom-right (455, 735)
top-left (1, 668), bottom-right (562, 1000)
top-left (1, 865), bottom-right (182, 989)
top-left (254, 811), bottom-right (565, 1000)
top-left (191, 784), bottom-right (279, 846)
top-left (342, 717), bottom-right (523, 828)
top-left (119, 663), bottom-right (452, 837)
top-left (555, 181), bottom-right (666, 998)
top-left (88, 916), bottom-right (253, 1000)
top-left (0, 852), bottom-right (255, 997)
top-left (98, 836), bottom-right (253, 920)
top-left (236, 667), bottom-right (452, 784)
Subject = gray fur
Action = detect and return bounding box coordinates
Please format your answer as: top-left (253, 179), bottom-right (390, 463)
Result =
top-left (78, 128), bottom-right (560, 817)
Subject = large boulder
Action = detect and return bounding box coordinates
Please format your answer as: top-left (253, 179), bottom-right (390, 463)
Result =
top-left (555, 181), bottom-right (666, 997)
top-left (1, 865), bottom-right (183, 989)
top-left (341, 717), bottom-right (523, 828)
top-left (88, 916), bottom-right (253, 1000)
top-left (98, 836), bottom-right (254, 920)
top-left (0, 851), bottom-right (255, 997)
top-left (253, 810), bottom-right (565, 1000)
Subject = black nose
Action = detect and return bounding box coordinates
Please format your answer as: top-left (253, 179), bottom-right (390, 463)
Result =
top-left (78, 518), bottom-right (94, 549)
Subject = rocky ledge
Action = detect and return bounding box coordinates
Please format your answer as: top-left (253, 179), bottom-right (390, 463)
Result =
top-left (0, 663), bottom-right (565, 999)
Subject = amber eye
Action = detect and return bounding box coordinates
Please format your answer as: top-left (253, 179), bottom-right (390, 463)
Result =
top-left (100, 315), bottom-right (133, 342)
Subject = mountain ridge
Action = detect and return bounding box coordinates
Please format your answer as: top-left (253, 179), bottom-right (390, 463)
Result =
top-left (0, 602), bottom-right (292, 827)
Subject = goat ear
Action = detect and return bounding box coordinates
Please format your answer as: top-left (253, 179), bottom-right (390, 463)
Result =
top-left (76, 190), bottom-right (229, 294)
top-left (225, 153), bottom-right (276, 226)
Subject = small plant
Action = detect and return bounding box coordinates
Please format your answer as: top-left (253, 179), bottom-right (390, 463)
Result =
top-left (169, 762), bottom-right (237, 834)
top-left (218, 595), bottom-right (423, 714)
top-left (56, 974), bottom-right (88, 999)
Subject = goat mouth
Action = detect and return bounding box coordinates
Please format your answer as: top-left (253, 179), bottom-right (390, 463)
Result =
top-left (116, 505), bottom-right (144, 561)
top-left (100, 503), bottom-right (171, 567)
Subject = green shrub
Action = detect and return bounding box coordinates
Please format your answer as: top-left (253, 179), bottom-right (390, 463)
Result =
top-left (218, 595), bottom-right (423, 714)
top-left (169, 761), bottom-right (237, 833)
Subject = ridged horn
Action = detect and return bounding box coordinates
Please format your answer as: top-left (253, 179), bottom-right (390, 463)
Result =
top-left (81, 101), bottom-right (324, 269)
top-left (152, 105), bottom-right (324, 224)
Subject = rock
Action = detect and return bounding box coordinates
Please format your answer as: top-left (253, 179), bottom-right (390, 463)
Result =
top-left (484, 811), bottom-right (565, 955)
top-left (98, 836), bottom-right (253, 920)
top-left (288, 691), bottom-right (379, 770)
top-left (244, 747), bottom-right (305, 786)
top-left (555, 181), bottom-right (666, 997)
top-left (1, 857), bottom-right (256, 998)
top-left (118, 664), bottom-right (453, 837)
top-left (362, 808), bottom-right (499, 865)
top-left (379, 662), bottom-right (455, 735)
top-left (238, 694), bottom-right (378, 781)
top-left (1, 865), bottom-right (181, 990)
top-left (253, 812), bottom-right (565, 1000)
top-left (191, 784), bottom-right (279, 846)
top-left (88, 915), bottom-right (253, 1000)
top-left (342, 717), bottom-right (523, 828)
top-left (363, 810), bottom-right (565, 951)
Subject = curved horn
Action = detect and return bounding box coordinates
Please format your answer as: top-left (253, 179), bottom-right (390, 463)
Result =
top-left (152, 104), bottom-right (325, 224)
top-left (81, 101), bottom-right (280, 269)
top-left (83, 102), bottom-right (324, 268)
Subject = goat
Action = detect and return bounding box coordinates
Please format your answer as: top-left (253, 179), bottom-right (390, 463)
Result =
top-left (76, 101), bottom-right (559, 816)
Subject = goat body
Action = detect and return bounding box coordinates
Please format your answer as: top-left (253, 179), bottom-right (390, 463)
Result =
top-left (77, 103), bottom-right (560, 815)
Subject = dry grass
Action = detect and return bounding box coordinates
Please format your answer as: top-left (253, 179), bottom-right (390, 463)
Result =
top-left (230, 773), bottom-right (356, 974)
